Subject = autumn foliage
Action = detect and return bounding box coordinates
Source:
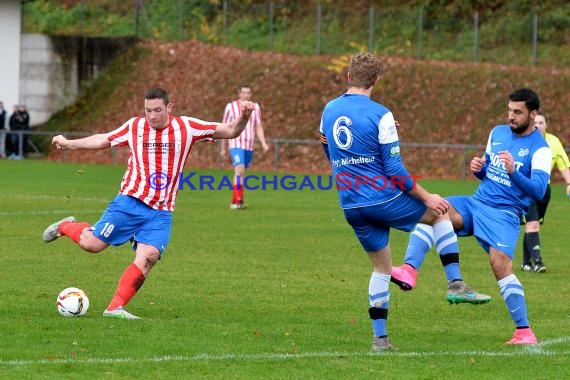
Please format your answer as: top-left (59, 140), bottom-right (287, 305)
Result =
top-left (48, 39), bottom-right (570, 180)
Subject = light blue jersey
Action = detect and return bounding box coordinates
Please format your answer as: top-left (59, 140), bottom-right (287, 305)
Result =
top-left (320, 93), bottom-right (415, 209)
top-left (474, 125), bottom-right (551, 217)
top-left (448, 125), bottom-right (552, 257)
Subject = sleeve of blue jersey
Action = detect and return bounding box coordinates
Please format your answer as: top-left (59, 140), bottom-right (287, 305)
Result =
top-left (381, 142), bottom-right (415, 191)
top-left (510, 169), bottom-right (549, 201)
top-left (320, 133), bottom-right (330, 161)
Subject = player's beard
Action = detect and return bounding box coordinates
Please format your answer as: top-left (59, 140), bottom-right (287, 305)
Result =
top-left (509, 117), bottom-right (531, 135)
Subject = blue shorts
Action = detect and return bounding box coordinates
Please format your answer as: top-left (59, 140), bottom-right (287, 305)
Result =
top-left (230, 148), bottom-right (253, 168)
top-left (343, 193), bottom-right (426, 252)
top-left (448, 195), bottom-right (520, 258)
top-left (90, 195), bottom-right (172, 255)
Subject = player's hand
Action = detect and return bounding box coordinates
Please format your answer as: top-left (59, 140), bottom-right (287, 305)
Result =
top-left (52, 135), bottom-right (70, 150)
top-left (239, 101), bottom-right (255, 120)
top-left (470, 155), bottom-right (486, 173)
top-left (424, 194), bottom-right (450, 216)
top-left (498, 150), bottom-right (515, 173)
top-left (261, 143), bottom-right (270, 154)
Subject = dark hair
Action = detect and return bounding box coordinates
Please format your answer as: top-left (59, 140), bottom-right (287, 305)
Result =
top-left (145, 87), bottom-right (169, 105)
top-left (509, 88), bottom-right (540, 112)
top-left (239, 84), bottom-right (252, 91)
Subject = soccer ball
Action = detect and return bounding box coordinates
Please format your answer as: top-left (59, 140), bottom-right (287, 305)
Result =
top-left (56, 287), bottom-right (89, 317)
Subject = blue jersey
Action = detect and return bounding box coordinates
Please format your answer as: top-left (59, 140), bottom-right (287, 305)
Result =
top-left (320, 93), bottom-right (415, 209)
top-left (474, 125), bottom-right (551, 216)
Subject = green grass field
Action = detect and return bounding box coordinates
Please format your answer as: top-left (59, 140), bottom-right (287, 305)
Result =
top-left (1, 160), bottom-right (569, 379)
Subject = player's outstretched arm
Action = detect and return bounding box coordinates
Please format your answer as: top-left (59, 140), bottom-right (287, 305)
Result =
top-left (408, 183), bottom-right (450, 216)
top-left (213, 100), bottom-right (254, 140)
top-left (52, 134), bottom-right (112, 150)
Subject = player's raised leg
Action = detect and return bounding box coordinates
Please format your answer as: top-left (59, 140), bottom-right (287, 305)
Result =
top-left (42, 216), bottom-right (77, 242)
top-left (390, 223), bottom-right (433, 290)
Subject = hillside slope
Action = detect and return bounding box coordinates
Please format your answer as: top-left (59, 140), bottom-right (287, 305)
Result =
top-left (45, 40), bottom-right (570, 179)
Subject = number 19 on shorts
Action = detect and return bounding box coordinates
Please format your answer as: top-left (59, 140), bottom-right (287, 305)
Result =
top-left (100, 223), bottom-right (115, 238)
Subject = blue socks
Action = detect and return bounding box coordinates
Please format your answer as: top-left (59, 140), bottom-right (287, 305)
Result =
top-left (499, 274), bottom-right (529, 328)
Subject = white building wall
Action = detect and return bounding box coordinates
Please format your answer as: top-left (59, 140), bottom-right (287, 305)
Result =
top-left (19, 34), bottom-right (79, 125)
top-left (0, 0), bottom-right (22, 127)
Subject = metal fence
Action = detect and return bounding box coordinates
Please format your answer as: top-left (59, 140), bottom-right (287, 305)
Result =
top-left (6, 130), bottom-right (489, 180)
top-left (9, 130), bottom-right (570, 183)
top-left (130, 1), bottom-right (563, 66)
top-left (24, 2), bottom-right (568, 67)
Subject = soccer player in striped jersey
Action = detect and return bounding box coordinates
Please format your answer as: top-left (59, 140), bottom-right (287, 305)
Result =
top-left (392, 88), bottom-right (551, 345)
top-left (320, 53), bottom-right (468, 352)
top-left (521, 112), bottom-right (570, 273)
top-left (221, 85), bottom-right (269, 209)
top-left (42, 87), bottom-right (255, 320)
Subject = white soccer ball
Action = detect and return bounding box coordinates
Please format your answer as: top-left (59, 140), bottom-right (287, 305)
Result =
top-left (56, 287), bottom-right (89, 317)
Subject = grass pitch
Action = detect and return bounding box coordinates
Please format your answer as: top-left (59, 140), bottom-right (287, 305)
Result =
top-left (1, 160), bottom-right (569, 379)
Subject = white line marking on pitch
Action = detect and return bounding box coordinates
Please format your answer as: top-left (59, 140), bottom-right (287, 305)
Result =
top-left (2, 336), bottom-right (569, 366)
top-left (7, 194), bottom-right (109, 203)
top-left (0, 210), bottom-right (102, 216)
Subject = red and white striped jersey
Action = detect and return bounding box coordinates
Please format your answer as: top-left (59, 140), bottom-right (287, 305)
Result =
top-left (106, 116), bottom-right (217, 211)
top-left (223, 100), bottom-right (262, 151)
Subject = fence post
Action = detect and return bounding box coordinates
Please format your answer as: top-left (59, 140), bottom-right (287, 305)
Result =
top-left (269, 1), bottom-right (274, 50)
top-left (217, 140), bottom-right (222, 169)
top-left (416, 4), bottom-right (424, 59)
top-left (462, 147), bottom-right (467, 181)
top-left (222, 0), bottom-right (228, 44)
top-left (135, 0), bottom-right (142, 37)
top-left (473, 11), bottom-right (479, 62)
top-left (316, 2), bottom-right (321, 55)
top-left (532, 14), bottom-right (538, 65)
top-left (274, 139), bottom-right (280, 170)
top-left (368, 6), bottom-right (374, 52)
top-left (179, 0), bottom-right (184, 38)
top-left (18, 131), bottom-right (24, 157)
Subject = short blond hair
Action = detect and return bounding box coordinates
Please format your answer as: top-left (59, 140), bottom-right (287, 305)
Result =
top-left (348, 53), bottom-right (383, 89)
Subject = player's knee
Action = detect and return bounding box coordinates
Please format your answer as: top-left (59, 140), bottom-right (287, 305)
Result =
top-left (135, 247), bottom-right (160, 270)
top-left (145, 252), bottom-right (160, 265)
top-left (79, 230), bottom-right (107, 253)
top-left (489, 251), bottom-right (512, 277)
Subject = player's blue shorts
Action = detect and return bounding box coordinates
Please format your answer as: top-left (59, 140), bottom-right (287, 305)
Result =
top-left (447, 195), bottom-right (520, 258)
top-left (90, 194), bottom-right (172, 255)
top-left (230, 148), bottom-right (253, 168)
top-left (343, 193), bottom-right (426, 252)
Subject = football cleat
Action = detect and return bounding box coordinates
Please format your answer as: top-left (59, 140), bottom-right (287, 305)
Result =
top-left (103, 307), bottom-right (142, 320)
top-left (390, 264), bottom-right (417, 291)
top-left (230, 202), bottom-right (248, 210)
top-left (447, 281), bottom-right (492, 305)
top-left (534, 263), bottom-right (547, 273)
top-left (371, 336), bottom-right (396, 352)
top-left (42, 216), bottom-right (76, 242)
top-left (506, 328), bottom-right (537, 345)
top-left (521, 264), bottom-right (533, 272)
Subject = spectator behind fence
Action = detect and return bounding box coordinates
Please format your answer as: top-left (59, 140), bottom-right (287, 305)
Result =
top-left (0, 101), bottom-right (6, 158)
top-left (8, 104), bottom-right (30, 159)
